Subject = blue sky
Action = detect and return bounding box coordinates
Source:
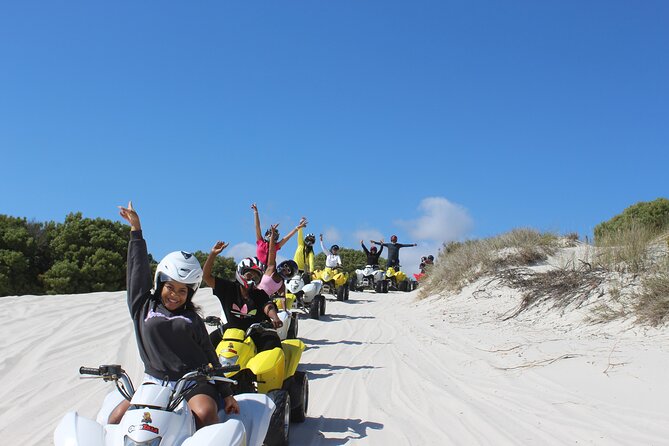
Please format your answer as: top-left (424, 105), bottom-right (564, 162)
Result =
top-left (2, 1), bottom-right (667, 274)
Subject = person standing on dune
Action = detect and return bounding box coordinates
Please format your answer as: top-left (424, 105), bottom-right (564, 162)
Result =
top-left (370, 235), bottom-right (417, 270)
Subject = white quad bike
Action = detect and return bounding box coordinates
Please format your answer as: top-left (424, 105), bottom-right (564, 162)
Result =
top-left (54, 364), bottom-right (274, 446)
top-left (349, 265), bottom-right (388, 293)
top-left (285, 273), bottom-right (326, 320)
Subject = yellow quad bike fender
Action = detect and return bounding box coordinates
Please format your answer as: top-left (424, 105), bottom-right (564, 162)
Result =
top-left (274, 294), bottom-right (296, 311)
top-left (216, 328), bottom-right (257, 375)
top-left (386, 267), bottom-right (407, 283)
top-left (322, 267), bottom-right (348, 287)
top-left (247, 339), bottom-right (305, 394)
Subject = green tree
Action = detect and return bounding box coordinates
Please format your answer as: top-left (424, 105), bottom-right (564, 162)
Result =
top-left (595, 198), bottom-right (669, 242)
top-left (0, 215), bottom-right (55, 296)
top-left (193, 251), bottom-right (237, 286)
top-left (42, 212), bottom-right (129, 294)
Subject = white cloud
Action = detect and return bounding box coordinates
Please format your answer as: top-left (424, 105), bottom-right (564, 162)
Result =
top-left (353, 229), bottom-right (384, 245)
top-left (322, 227), bottom-right (342, 244)
top-left (398, 197), bottom-right (473, 243)
top-left (226, 242), bottom-right (257, 262)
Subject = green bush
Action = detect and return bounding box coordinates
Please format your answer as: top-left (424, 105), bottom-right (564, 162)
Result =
top-left (594, 198), bottom-right (669, 242)
top-left (42, 212), bottom-right (129, 294)
top-left (193, 251), bottom-right (237, 285)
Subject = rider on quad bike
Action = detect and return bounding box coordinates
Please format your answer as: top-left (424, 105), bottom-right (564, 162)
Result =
top-left (349, 240), bottom-right (388, 293)
top-left (314, 234), bottom-right (349, 300)
top-left (293, 227), bottom-right (316, 277)
top-left (203, 242), bottom-right (283, 353)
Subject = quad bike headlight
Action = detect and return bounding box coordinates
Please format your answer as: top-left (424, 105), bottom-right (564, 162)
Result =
top-left (219, 355), bottom-right (238, 367)
top-left (124, 436), bottom-right (162, 446)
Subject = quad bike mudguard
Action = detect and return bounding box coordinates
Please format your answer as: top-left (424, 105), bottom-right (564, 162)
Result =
top-left (247, 347), bottom-right (286, 393)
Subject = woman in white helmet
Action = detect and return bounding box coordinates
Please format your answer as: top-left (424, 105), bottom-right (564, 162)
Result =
top-left (113, 202), bottom-right (239, 429)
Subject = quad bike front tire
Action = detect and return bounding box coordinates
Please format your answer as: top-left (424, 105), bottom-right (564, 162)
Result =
top-left (344, 284), bottom-right (350, 301)
top-left (399, 280), bottom-right (409, 292)
top-left (383, 280), bottom-right (389, 293)
top-left (288, 371), bottom-right (309, 423)
top-left (336, 286), bottom-right (345, 301)
top-left (265, 390), bottom-right (291, 446)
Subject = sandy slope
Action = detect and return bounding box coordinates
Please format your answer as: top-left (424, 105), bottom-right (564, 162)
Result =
top-left (1, 286), bottom-right (668, 445)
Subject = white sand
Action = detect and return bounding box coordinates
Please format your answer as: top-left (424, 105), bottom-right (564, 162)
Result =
top-left (1, 283), bottom-right (668, 445)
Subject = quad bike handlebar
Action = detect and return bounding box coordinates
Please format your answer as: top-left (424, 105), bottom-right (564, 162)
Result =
top-left (78, 363), bottom-right (241, 407)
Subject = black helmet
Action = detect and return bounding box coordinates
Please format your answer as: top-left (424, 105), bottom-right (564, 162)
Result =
top-left (277, 259), bottom-right (298, 279)
top-left (264, 228), bottom-right (280, 242)
top-left (370, 246), bottom-right (378, 253)
top-left (427, 255), bottom-right (434, 261)
top-left (305, 233), bottom-right (315, 245)
top-left (331, 244), bottom-right (340, 252)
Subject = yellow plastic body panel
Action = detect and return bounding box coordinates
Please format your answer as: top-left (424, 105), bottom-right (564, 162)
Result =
top-left (216, 328), bottom-right (257, 374)
top-left (248, 348), bottom-right (286, 393)
top-left (281, 339), bottom-right (305, 378)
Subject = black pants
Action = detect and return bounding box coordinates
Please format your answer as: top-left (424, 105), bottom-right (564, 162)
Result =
top-left (210, 324), bottom-right (281, 353)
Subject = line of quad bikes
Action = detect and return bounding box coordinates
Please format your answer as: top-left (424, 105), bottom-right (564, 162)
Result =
top-left (54, 265), bottom-right (419, 446)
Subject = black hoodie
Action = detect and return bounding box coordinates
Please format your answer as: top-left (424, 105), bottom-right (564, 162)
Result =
top-left (126, 231), bottom-right (231, 397)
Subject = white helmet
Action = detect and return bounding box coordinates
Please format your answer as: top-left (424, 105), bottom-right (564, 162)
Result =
top-left (154, 251), bottom-right (203, 295)
top-left (236, 257), bottom-right (265, 289)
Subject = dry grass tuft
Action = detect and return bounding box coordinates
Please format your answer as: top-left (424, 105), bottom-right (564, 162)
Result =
top-left (418, 228), bottom-right (558, 298)
top-left (634, 273), bottom-right (669, 326)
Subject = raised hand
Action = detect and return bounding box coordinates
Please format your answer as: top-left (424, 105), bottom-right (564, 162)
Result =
top-left (251, 203), bottom-right (258, 213)
top-left (269, 224), bottom-right (279, 236)
top-left (297, 217), bottom-right (308, 229)
top-left (211, 241), bottom-right (229, 256)
top-left (118, 201), bottom-right (141, 231)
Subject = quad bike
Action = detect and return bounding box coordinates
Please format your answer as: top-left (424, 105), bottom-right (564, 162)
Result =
top-left (54, 363), bottom-right (274, 446)
top-left (268, 294), bottom-right (300, 340)
top-left (205, 319), bottom-right (309, 446)
top-left (349, 265), bottom-right (388, 293)
top-left (313, 267), bottom-right (349, 301)
top-left (386, 266), bottom-right (412, 292)
top-left (285, 272), bottom-right (326, 320)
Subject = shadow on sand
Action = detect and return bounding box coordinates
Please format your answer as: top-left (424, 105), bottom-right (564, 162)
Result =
top-left (291, 415), bottom-right (384, 445)
top-left (299, 362), bottom-right (380, 380)
top-left (318, 313), bottom-right (375, 322)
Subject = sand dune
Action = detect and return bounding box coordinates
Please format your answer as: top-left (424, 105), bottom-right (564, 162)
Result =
top-left (1, 283), bottom-right (668, 445)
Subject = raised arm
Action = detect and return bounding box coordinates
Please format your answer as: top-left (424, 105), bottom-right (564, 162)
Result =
top-left (361, 240), bottom-right (369, 255)
top-left (118, 201), bottom-right (152, 317)
top-left (266, 224), bottom-right (278, 271)
top-left (320, 233), bottom-right (330, 255)
top-left (251, 203), bottom-right (263, 242)
top-left (277, 217), bottom-right (307, 249)
top-left (203, 241), bottom-right (229, 288)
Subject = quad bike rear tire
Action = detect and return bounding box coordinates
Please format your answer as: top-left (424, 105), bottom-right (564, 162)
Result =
top-left (265, 390), bottom-right (291, 446)
top-left (288, 371), bottom-right (309, 423)
top-left (344, 284), bottom-right (350, 301)
top-left (399, 280), bottom-right (409, 292)
top-left (383, 280), bottom-right (389, 293)
top-left (336, 286), bottom-right (345, 301)
top-left (309, 296), bottom-right (321, 320)
top-left (349, 276), bottom-right (358, 292)
top-left (319, 294), bottom-right (326, 316)
top-left (287, 315), bottom-right (298, 339)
